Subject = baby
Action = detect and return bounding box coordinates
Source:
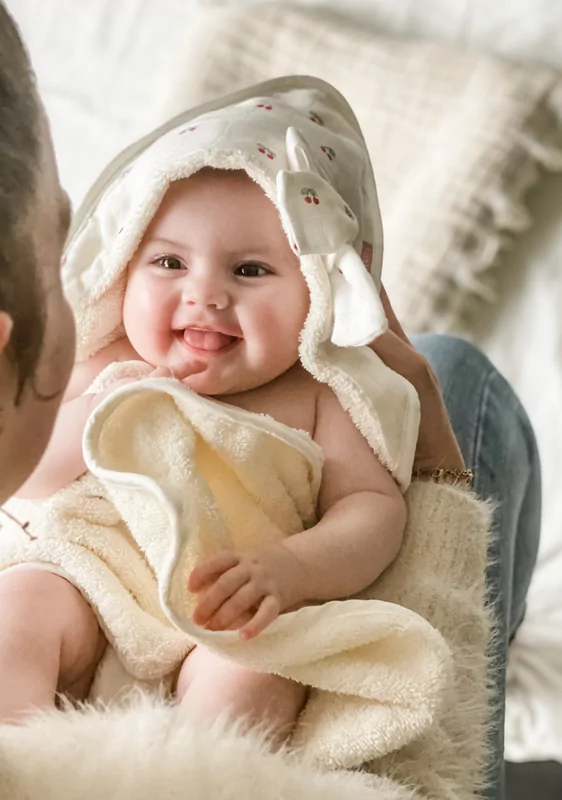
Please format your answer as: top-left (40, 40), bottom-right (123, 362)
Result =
top-left (1, 166), bottom-right (406, 741)
top-left (0, 75), bottom-right (421, 745)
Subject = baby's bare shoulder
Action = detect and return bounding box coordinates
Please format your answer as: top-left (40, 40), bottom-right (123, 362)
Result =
top-left (63, 338), bottom-right (140, 402)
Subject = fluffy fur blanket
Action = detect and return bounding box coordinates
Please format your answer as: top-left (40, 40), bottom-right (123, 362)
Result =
top-left (0, 694), bottom-right (419, 800)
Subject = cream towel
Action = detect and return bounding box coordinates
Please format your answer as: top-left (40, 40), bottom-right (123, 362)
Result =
top-left (0, 481), bottom-right (492, 799)
top-left (2, 363), bottom-right (450, 770)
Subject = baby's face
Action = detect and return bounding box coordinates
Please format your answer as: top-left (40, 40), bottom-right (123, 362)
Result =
top-left (123, 169), bottom-right (309, 395)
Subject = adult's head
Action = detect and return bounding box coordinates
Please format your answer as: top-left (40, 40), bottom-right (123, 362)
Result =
top-left (0, 3), bottom-right (75, 503)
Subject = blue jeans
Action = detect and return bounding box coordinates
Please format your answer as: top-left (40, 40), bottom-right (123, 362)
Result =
top-left (412, 334), bottom-right (541, 800)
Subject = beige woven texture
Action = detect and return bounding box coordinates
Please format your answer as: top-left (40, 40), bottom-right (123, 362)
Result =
top-left (157, 2), bottom-right (562, 332)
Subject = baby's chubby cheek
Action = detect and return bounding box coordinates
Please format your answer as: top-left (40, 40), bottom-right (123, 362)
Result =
top-left (123, 281), bottom-right (170, 356)
top-left (124, 275), bottom-right (156, 323)
top-left (246, 329), bottom-right (302, 383)
top-left (255, 302), bottom-right (307, 352)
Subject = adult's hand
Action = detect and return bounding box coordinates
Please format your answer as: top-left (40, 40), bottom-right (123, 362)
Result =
top-left (370, 287), bottom-right (465, 473)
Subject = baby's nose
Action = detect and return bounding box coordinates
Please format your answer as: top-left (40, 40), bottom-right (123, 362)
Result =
top-left (183, 285), bottom-right (229, 311)
top-left (182, 279), bottom-right (229, 311)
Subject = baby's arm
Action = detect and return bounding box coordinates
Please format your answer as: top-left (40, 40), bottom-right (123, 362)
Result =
top-left (15, 394), bottom-right (99, 500)
top-left (17, 341), bottom-right (203, 500)
top-left (281, 384), bottom-right (407, 602)
top-left (15, 343), bottom-right (134, 500)
top-left (190, 384), bottom-right (407, 638)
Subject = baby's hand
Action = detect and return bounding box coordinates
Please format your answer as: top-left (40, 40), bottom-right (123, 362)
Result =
top-left (149, 361), bottom-right (206, 382)
top-left (93, 361), bottom-right (206, 406)
top-left (188, 544), bottom-right (304, 640)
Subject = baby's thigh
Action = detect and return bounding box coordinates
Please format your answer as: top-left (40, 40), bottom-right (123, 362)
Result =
top-left (0, 568), bottom-right (104, 693)
top-left (177, 646), bottom-right (307, 725)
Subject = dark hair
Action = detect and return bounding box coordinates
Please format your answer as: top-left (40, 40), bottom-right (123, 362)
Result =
top-left (0, 3), bottom-right (45, 402)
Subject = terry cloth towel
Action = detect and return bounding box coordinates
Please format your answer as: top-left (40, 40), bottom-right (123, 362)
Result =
top-left (0, 77), bottom-right (437, 769)
top-left (1, 360), bottom-right (451, 769)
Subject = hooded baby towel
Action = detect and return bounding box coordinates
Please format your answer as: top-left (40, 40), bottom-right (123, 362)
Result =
top-left (1, 77), bottom-right (442, 769)
top-left (65, 74), bottom-right (419, 489)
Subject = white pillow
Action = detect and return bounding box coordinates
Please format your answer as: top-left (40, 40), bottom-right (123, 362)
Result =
top-left (203, 0), bottom-right (562, 68)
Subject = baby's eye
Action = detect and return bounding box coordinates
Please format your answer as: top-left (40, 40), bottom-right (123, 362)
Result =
top-left (155, 255), bottom-right (184, 271)
top-left (235, 262), bottom-right (270, 278)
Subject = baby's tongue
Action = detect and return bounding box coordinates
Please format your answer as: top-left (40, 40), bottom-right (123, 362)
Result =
top-left (183, 328), bottom-right (234, 351)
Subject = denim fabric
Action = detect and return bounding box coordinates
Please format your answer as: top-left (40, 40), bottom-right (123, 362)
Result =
top-left (412, 334), bottom-right (541, 800)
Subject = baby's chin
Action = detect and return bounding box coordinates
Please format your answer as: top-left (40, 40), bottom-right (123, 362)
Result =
top-left (180, 366), bottom-right (275, 397)
top-left (180, 369), bottom-right (243, 397)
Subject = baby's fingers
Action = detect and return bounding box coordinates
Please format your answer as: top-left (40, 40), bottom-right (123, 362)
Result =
top-left (225, 610), bottom-right (254, 631)
top-left (170, 361), bottom-right (206, 380)
top-left (205, 583), bottom-right (263, 632)
top-left (149, 366), bottom-right (175, 379)
top-left (149, 361), bottom-right (206, 381)
top-left (239, 595), bottom-right (280, 640)
top-left (188, 552), bottom-right (240, 593)
top-left (192, 564), bottom-right (248, 627)
top-left (379, 285), bottom-right (408, 343)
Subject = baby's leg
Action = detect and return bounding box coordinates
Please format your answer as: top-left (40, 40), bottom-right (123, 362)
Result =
top-left (0, 569), bottom-right (104, 723)
top-left (177, 646), bottom-right (307, 749)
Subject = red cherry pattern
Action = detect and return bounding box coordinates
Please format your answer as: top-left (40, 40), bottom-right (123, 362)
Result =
top-left (179, 126), bottom-right (197, 135)
top-left (257, 103), bottom-right (273, 110)
top-left (309, 111), bottom-right (324, 125)
top-left (257, 143), bottom-right (276, 159)
top-left (301, 188), bottom-right (320, 205)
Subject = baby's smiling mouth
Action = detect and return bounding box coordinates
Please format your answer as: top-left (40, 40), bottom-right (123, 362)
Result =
top-left (177, 327), bottom-right (241, 353)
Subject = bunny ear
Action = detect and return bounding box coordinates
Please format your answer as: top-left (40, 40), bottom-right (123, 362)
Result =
top-left (276, 168), bottom-right (358, 255)
top-left (328, 245), bottom-right (387, 347)
top-left (285, 127), bottom-right (313, 172)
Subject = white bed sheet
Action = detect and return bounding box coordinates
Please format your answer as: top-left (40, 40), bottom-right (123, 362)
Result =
top-left (6, 0), bottom-right (562, 765)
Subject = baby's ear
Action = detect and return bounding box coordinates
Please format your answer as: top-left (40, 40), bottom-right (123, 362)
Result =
top-left (0, 312), bottom-right (14, 356)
